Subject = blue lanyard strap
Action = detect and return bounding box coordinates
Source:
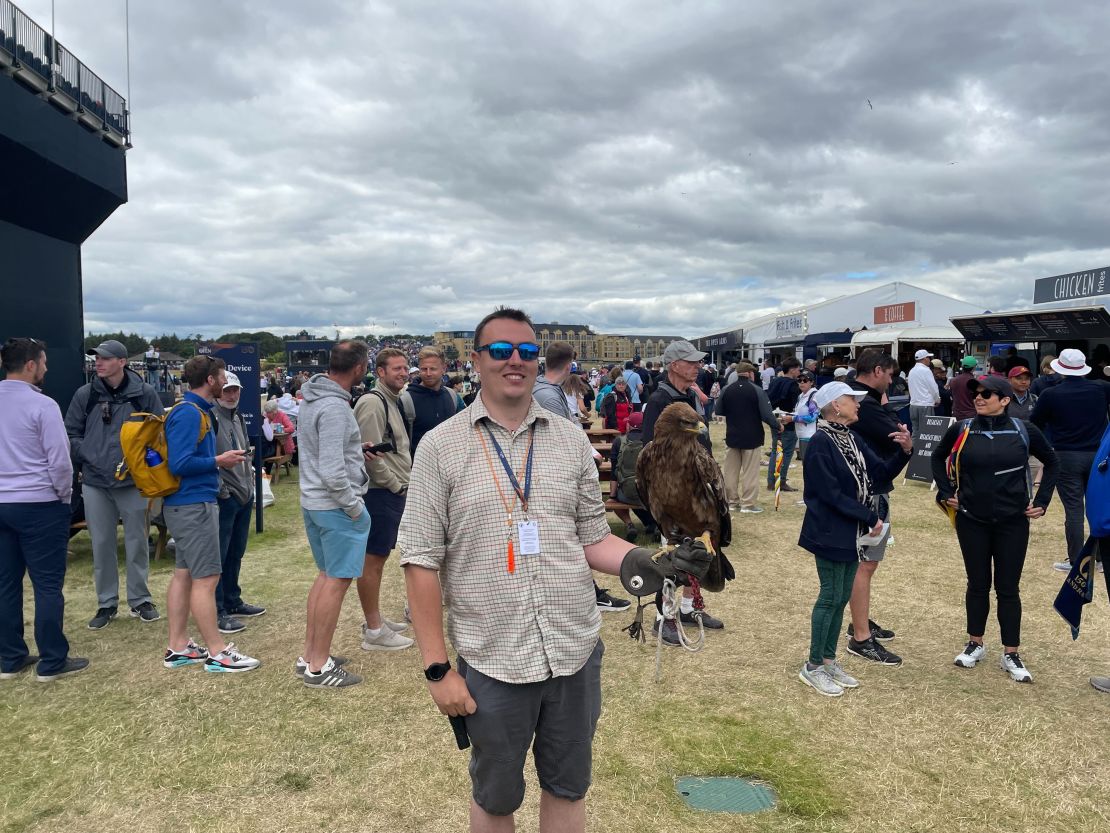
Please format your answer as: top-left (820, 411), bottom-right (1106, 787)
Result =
top-left (483, 423), bottom-right (534, 508)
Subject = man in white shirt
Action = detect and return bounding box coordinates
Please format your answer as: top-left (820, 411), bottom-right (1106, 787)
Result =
top-left (907, 348), bottom-right (940, 431)
top-left (759, 359), bottom-right (776, 390)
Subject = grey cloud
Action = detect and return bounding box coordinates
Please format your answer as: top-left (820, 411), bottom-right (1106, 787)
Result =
top-left (20, 0), bottom-right (1110, 339)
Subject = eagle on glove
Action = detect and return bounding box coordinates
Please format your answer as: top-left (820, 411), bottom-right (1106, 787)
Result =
top-left (635, 402), bottom-right (734, 592)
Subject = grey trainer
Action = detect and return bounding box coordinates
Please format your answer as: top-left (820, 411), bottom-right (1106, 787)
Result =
top-left (1090, 676), bottom-right (1110, 694)
top-left (825, 661), bottom-right (860, 689)
top-left (798, 663), bottom-right (844, 697)
top-left (304, 659), bottom-right (363, 689)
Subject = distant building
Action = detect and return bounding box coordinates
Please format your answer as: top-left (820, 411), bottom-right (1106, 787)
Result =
top-left (435, 325), bottom-right (685, 367)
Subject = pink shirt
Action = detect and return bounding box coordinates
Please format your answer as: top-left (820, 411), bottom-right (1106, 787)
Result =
top-left (0, 380), bottom-right (73, 503)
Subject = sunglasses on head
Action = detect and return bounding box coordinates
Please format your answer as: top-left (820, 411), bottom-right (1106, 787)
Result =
top-left (475, 341), bottom-right (540, 361)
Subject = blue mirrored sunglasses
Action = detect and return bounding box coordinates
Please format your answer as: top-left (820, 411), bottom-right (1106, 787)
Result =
top-left (476, 341), bottom-right (540, 361)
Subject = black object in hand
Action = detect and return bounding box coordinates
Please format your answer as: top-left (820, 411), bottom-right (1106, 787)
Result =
top-left (449, 715), bottom-right (470, 750)
top-left (363, 440), bottom-right (395, 454)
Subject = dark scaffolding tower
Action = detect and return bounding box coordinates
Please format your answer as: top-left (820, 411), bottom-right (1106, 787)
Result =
top-left (0, 0), bottom-right (129, 405)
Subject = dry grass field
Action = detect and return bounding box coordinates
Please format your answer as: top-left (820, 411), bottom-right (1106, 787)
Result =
top-left (3, 421), bottom-right (1109, 833)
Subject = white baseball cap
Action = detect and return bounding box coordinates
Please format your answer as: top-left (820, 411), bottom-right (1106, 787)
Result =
top-left (914, 349), bottom-right (933, 361)
top-left (1050, 348), bottom-right (1091, 376)
top-left (833, 366), bottom-right (849, 378)
top-left (813, 381), bottom-right (867, 410)
top-left (222, 371), bottom-right (242, 389)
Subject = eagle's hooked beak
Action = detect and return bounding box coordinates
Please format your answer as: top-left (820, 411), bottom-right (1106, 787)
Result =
top-left (683, 423), bottom-right (708, 437)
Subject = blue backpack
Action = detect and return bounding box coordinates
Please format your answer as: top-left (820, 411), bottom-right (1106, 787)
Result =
top-left (1086, 424), bottom-right (1110, 537)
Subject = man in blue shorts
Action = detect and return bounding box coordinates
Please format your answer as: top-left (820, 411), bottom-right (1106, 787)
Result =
top-left (297, 340), bottom-right (373, 687)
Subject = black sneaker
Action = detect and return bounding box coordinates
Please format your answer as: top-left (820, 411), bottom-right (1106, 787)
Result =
top-left (846, 637), bottom-right (902, 666)
top-left (36, 657), bottom-right (90, 681)
top-left (0, 654), bottom-right (39, 679)
top-left (680, 609), bottom-right (724, 629)
top-left (129, 602), bottom-right (161, 623)
top-left (228, 602), bottom-right (267, 618)
top-left (217, 616), bottom-right (246, 634)
top-left (88, 606), bottom-right (118, 630)
top-left (596, 587), bottom-right (631, 612)
top-left (847, 619), bottom-right (896, 642)
top-left (780, 484), bottom-right (798, 493)
top-left (651, 617), bottom-right (681, 647)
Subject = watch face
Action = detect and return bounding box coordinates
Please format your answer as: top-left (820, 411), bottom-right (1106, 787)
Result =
top-left (426, 662), bottom-right (450, 681)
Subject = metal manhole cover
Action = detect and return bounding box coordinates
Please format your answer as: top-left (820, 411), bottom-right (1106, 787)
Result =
top-left (675, 776), bottom-right (777, 814)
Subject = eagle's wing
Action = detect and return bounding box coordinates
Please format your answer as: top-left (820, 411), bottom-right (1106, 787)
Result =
top-left (635, 440), bottom-right (657, 519)
top-left (695, 445), bottom-right (734, 591)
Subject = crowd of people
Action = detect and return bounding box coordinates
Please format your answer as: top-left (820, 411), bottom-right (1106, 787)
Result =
top-left (3, 317), bottom-right (1110, 832)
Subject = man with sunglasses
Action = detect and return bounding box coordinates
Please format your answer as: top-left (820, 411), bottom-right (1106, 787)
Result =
top-left (64, 340), bottom-right (164, 630)
top-left (1, 338), bottom-right (89, 681)
top-left (399, 308), bottom-right (710, 833)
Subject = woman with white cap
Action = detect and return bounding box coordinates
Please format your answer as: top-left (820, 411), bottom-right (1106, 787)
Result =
top-left (932, 375), bottom-right (1058, 682)
top-left (796, 382), bottom-right (913, 697)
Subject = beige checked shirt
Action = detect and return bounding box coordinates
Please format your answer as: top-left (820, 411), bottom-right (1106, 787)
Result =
top-left (398, 394), bottom-right (611, 684)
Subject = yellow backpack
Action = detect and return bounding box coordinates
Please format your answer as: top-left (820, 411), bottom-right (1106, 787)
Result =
top-left (115, 402), bottom-right (210, 498)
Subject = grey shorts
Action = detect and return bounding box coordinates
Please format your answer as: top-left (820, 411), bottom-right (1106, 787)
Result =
top-left (458, 640), bottom-right (604, 816)
top-left (164, 502), bottom-right (221, 578)
top-left (861, 496), bottom-right (890, 563)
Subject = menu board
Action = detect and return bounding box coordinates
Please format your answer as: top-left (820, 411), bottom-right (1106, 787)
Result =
top-left (905, 415), bottom-right (955, 485)
top-left (950, 307), bottom-right (1110, 342)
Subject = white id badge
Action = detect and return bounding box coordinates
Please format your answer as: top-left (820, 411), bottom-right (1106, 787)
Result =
top-left (517, 521), bottom-right (541, 555)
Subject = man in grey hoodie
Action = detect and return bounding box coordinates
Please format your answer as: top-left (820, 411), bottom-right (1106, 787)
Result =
top-left (212, 372), bottom-right (266, 635)
top-left (297, 340), bottom-right (373, 688)
top-left (64, 339), bottom-right (163, 630)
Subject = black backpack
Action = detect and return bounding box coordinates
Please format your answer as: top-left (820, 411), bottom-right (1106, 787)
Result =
top-left (615, 434), bottom-right (644, 506)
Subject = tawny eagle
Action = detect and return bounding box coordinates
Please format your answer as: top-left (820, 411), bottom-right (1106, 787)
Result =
top-left (636, 402), bottom-right (734, 592)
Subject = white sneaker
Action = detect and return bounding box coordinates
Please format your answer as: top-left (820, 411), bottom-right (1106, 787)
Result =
top-left (1000, 651), bottom-right (1032, 683)
top-left (1052, 561), bottom-right (1072, 572)
top-left (954, 641), bottom-right (986, 668)
top-left (798, 663), bottom-right (844, 697)
top-left (739, 505), bottom-right (764, 514)
top-left (360, 624), bottom-right (414, 651)
top-left (204, 642), bottom-right (261, 673)
top-left (362, 617), bottom-right (408, 635)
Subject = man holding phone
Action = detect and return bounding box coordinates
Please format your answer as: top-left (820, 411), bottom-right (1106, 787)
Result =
top-left (212, 372), bottom-right (266, 635)
top-left (351, 348), bottom-right (415, 651)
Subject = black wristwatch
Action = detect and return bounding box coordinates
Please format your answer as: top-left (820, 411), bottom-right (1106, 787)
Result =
top-left (424, 660), bottom-right (452, 682)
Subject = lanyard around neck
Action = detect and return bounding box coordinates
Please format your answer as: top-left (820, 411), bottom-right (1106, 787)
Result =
top-left (476, 422), bottom-right (535, 573)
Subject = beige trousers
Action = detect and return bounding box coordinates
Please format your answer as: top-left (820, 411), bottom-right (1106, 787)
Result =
top-left (724, 447), bottom-right (762, 507)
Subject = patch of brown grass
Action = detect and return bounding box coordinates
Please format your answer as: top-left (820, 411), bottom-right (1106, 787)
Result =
top-left (3, 425), bottom-right (1109, 832)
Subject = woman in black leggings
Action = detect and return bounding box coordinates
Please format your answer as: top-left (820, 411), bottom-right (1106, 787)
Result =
top-left (931, 375), bottom-right (1058, 683)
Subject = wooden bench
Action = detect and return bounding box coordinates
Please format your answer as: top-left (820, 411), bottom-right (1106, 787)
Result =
top-left (69, 515), bottom-right (170, 560)
top-left (592, 442), bottom-right (612, 456)
top-left (602, 478), bottom-right (642, 530)
top-left (265, 454), bottom-right (293, 485)
top-left (586, 428), bottom-right (619, 443)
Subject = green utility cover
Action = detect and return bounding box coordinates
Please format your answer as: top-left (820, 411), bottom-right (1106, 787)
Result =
top-left (675, 776), bottom-right (777, 814)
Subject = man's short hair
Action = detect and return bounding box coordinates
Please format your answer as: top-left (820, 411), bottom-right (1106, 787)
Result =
top-left (473, 307), bottom-right (533, 349)
top-left (624, 360), bottom-right (634, 370)
top-left (330, 340), bottom-right (370, 374)
top-left (181, 355), bottom-right (225, 389)
top-left (417, 346), bottom-right (445, 365)
top-left (780, 358), bottom-right (801, 373)
top-left (1, 337), bottom-right (47, 373)
top-left (645, 361), bottom-right (654, 369)
top-left (545, 341), bottom-right (574, 372)
top-left (735, 361), bottom-right (757, 375)
top-left (856, 349), bottom-right (898, 377)
top-left (375, 347), bottom-right (407, 371)
top-left (988, 355), bottom-right (1007, 373)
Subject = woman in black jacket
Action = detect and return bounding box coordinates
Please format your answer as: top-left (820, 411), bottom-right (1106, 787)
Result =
top-left (931, 375), bottom-right (1058, 683)
top-left (797, 383), bottom-right (912, 697)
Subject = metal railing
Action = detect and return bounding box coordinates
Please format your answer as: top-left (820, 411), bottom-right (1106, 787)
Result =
top-left (0, 0), bottom-right (129, 143)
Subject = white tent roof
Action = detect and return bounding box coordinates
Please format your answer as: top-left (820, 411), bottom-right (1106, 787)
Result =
top-left (851, 325), bottom-right (965, 346)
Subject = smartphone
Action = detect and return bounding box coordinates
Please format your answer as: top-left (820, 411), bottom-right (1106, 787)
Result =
top-left (363, 441), bottom-right (394, 454)
top-left (243, 446), bottom-right (254, 456)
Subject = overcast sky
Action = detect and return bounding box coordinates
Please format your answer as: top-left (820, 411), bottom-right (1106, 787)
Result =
top-left (23, 0), bottom-right (1110, 340)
